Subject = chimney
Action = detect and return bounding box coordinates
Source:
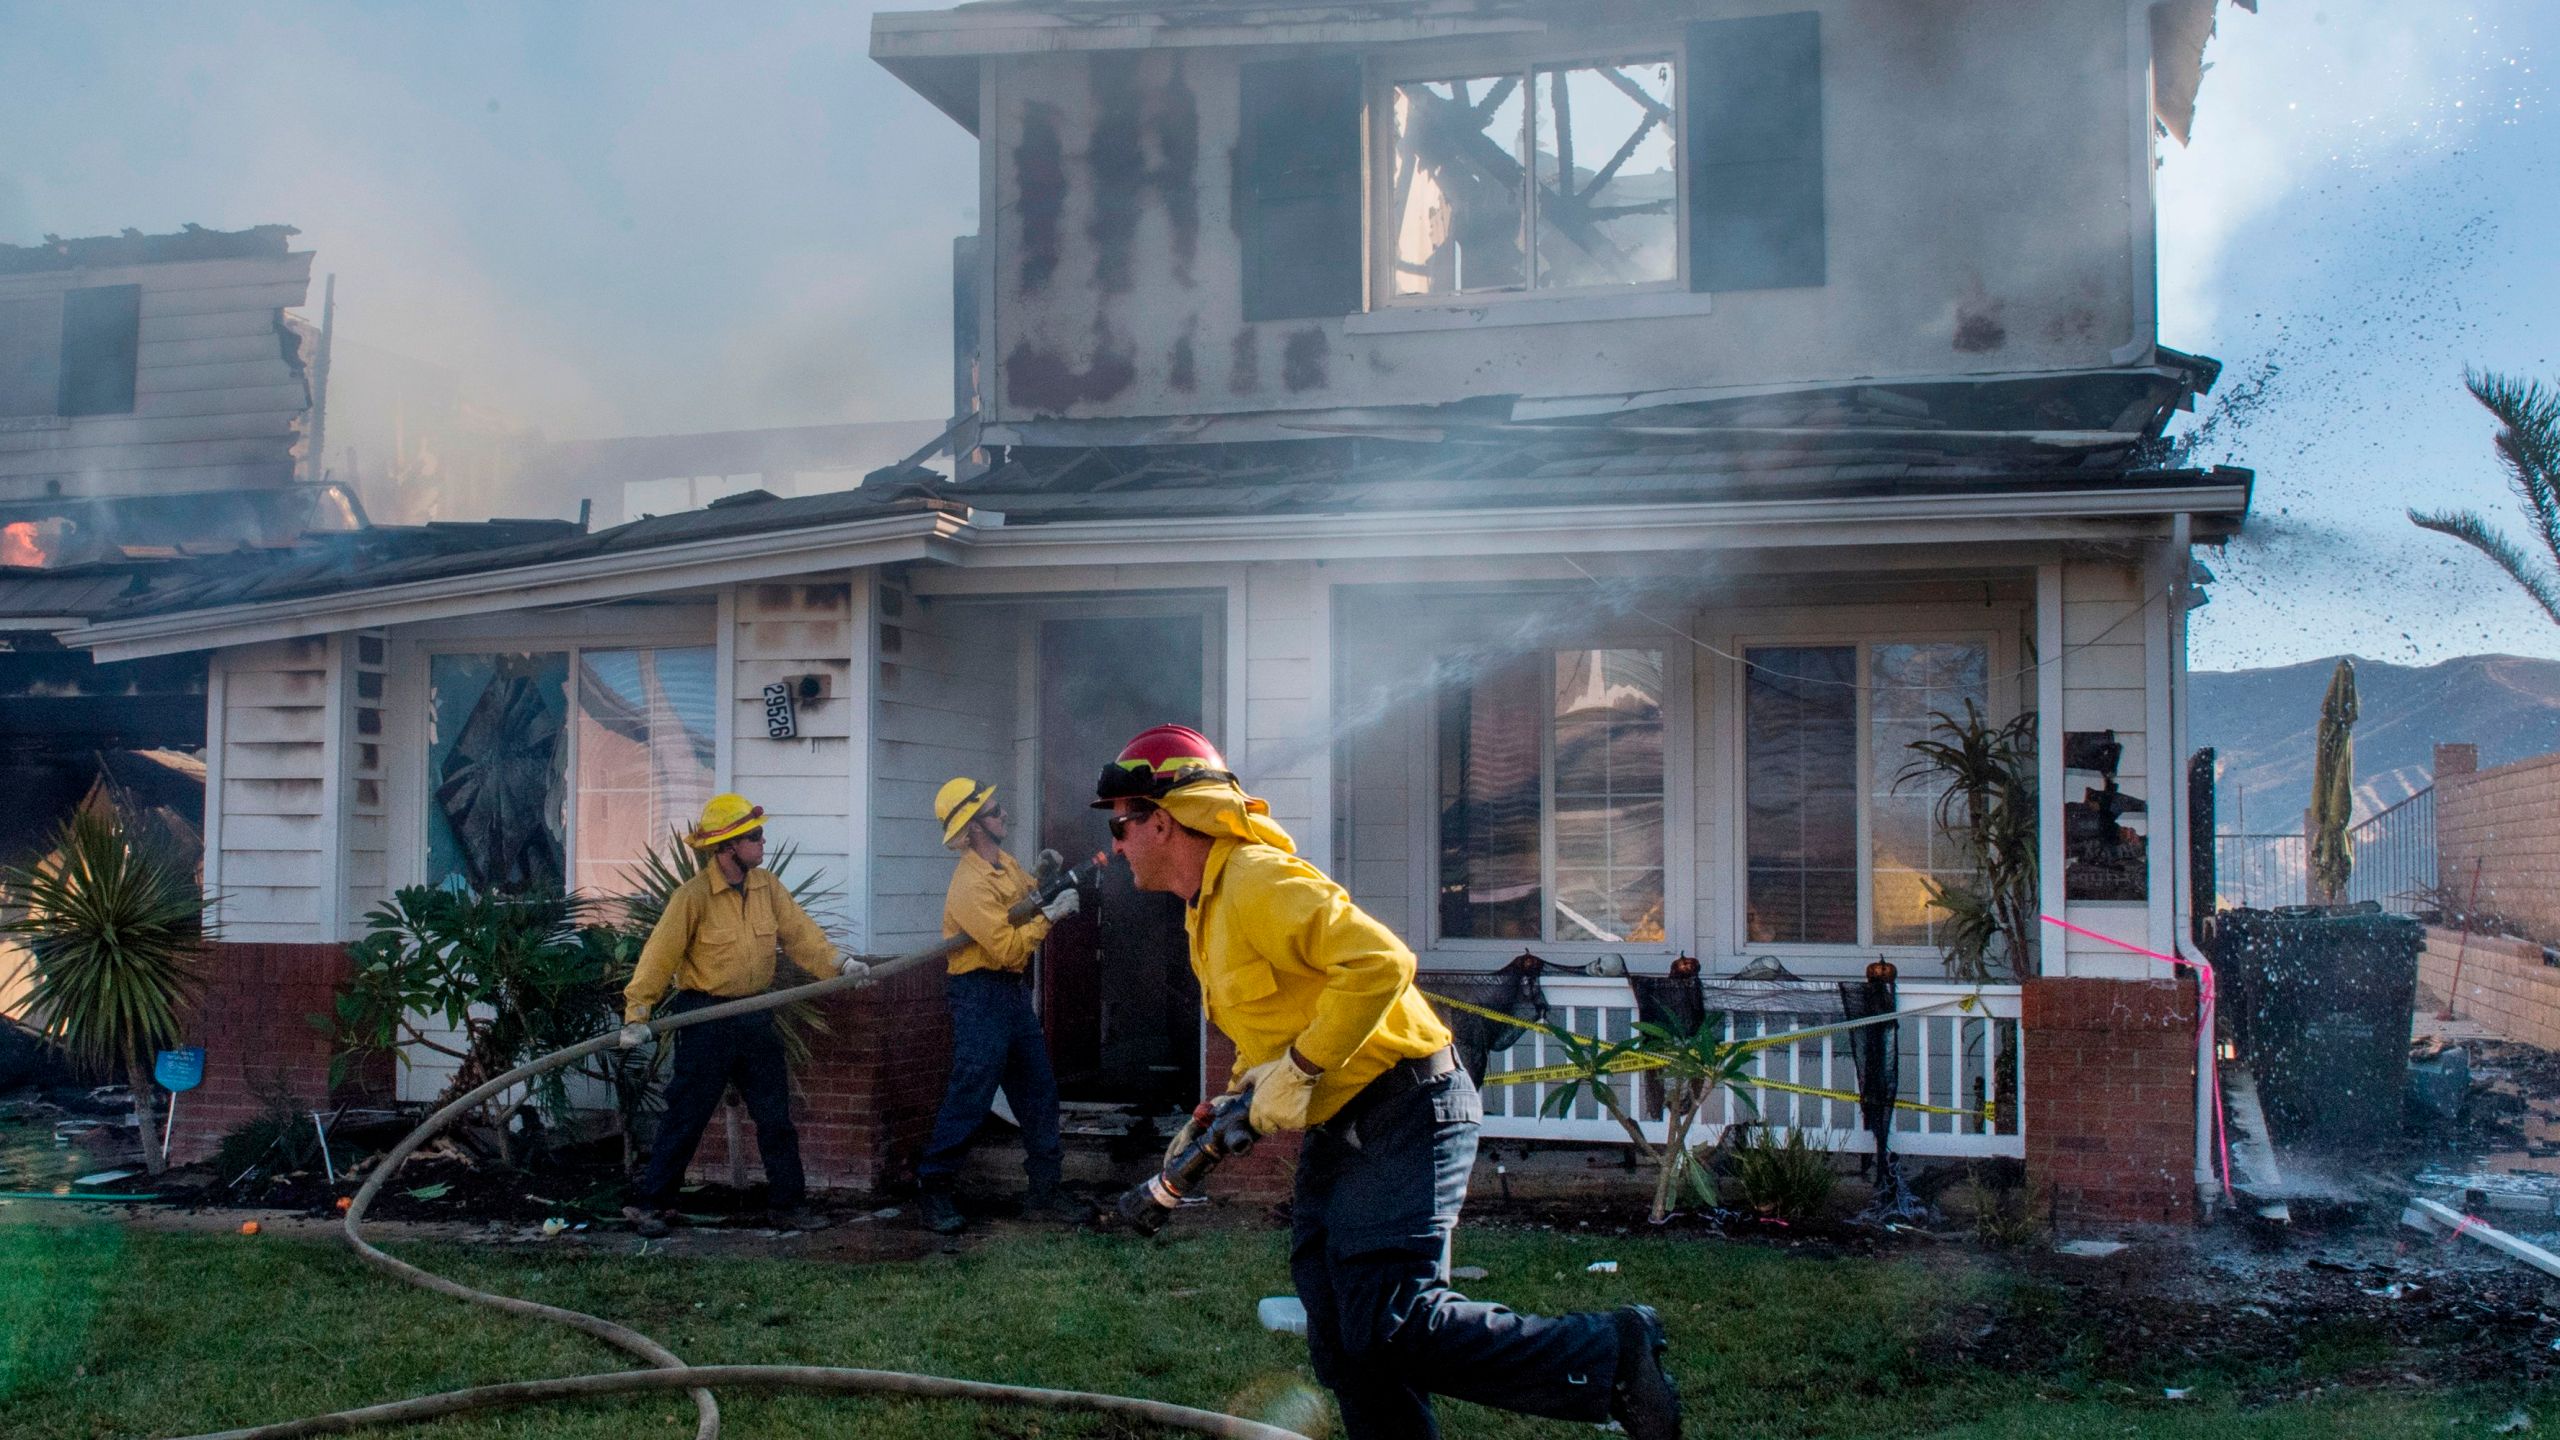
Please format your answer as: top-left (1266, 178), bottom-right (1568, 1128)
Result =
top-left (2434, 743), bottom-right (2478, 780)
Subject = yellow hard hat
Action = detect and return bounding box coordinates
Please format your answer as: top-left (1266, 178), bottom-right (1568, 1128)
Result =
top-left (935, 776), bottom-right (997, 847)
top-left (687, 793), bottom-right (766, 850)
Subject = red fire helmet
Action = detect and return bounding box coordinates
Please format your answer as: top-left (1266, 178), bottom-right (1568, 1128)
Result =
top-left (1091, 723), bottom-right (1235, 807)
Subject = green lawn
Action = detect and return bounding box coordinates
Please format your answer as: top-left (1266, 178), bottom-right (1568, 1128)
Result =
top-left (0, 1214), bottom-right (2538, 1439)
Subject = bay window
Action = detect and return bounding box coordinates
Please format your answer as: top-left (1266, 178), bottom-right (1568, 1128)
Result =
top-left (1438, 648), bottom-right (1667, 944)
top-left (1743, 639), bottom-right (1997, 950)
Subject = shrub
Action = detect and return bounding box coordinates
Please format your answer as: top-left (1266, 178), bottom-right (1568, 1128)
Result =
top-left (1725, 1126), bottom-right (1840, 1222)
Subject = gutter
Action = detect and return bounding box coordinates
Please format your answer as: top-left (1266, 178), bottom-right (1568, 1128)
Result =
top-left (74, 508), bottom-right (969, 663)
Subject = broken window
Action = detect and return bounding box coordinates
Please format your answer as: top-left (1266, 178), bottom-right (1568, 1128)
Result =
top-left (1744, 640), bottom-right (1993, 948)
top-left (1389, 57), bottom-right (1679, 299)
top-left (57, 284), bottom-right (141, 417)
top-left (0, 297), bottom-right (59, 417)
top-left (428, 652), bottom-right (570, 894)
top-left (1439, 649), bottom-right (1666, 944)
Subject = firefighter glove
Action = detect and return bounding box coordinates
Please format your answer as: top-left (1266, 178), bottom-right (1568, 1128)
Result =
top-left (616, 1022), bottom-right (652, 1050)
top-left (838, 956), bottom-right (873, 983)
top-left (1039, 888), bottom-right (1082, 924)
top-left (1242, 1052), bottom-right (1321, 1134)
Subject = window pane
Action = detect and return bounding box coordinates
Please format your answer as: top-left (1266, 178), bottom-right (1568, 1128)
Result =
top-left (1438, 655), bottom-right (1543, 938)
top-left (427, 652), bottom-right (569, 893)
top-left (1869, 643), bottom-right (1991, 946)
top-left (1532, 59), bottom-right (1679, 289)
top-left (1390, 75), bottom-right (1529, 296)
top-left (575, 647), bottom-right (718, 902)
top-left (1745, 646), bottom-right (1856, 943)
top-left (1552, 650), bottom-right (1664, 942)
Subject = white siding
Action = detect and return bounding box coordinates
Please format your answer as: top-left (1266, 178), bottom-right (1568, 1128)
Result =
top-left (870, 575), bottom-right (1018, 950)
top-left (730, 581), bottom-right (858, 933)
top-left (1235, 563), bottom-right (1330, 869)
top-left (340, 630), bottom-right (392, 935)
top-left (0, 249), bottom-right (314, 503)
top-left (209, 637), bottom-right (339, 943)
top-left (2056, 558), bottom-right (2161, 978)
top-left (1334, 590), bottom-right (1421, 947)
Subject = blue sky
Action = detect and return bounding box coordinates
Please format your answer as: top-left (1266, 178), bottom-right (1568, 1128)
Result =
top-left (1, 1), bottom-right (2553, 670)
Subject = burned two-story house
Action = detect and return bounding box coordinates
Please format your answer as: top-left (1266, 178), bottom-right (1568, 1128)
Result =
top-left (69, 1), bottom-right (2251, 1225)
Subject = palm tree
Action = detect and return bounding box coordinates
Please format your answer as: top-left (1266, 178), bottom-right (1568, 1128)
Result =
top-left (2411, 369), bottom-right (2560, 624)
top-left (0, 798), bottom-right (212, 1175)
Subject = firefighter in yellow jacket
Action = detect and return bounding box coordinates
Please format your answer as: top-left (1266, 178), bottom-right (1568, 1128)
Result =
top-left (1095, 725), bottom-right (1680, 1440)
top-left (616, 793), bottom-right (866, 1238)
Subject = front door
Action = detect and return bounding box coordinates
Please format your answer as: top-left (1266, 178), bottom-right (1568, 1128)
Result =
top-left (1036, 615), bottom-right (1205, 1110)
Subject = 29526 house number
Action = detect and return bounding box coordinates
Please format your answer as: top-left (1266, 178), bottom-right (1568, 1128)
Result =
top-left (761, 681), bottom-right (796, 739)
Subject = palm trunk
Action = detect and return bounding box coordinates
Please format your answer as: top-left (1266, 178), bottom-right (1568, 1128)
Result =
top-left (129, 1047), bottom-right (166, 1175)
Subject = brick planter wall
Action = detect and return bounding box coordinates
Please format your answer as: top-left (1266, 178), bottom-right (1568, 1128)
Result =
top-left (170, 942), bottom-right (392, 1166)
top-left (2437, 746), bottom-right (2560, 947)
top-left (2418, 926), bottom-right (2560, 1049)
top-left (2022, 976), bottom-right (2199, 1228)
top-left (690, 962), bottom-right (954, 1196)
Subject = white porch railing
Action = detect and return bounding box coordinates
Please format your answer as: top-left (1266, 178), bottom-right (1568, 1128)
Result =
top-left (1472, 977), bottom-right (2025, 1160)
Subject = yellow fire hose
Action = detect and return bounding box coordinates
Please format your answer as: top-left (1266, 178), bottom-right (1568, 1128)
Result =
top-left (168, 935), bottom-right (1309, 1440)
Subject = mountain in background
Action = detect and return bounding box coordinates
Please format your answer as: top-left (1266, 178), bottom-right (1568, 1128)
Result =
top-left (2190, 654), bottom-right (2560, 833)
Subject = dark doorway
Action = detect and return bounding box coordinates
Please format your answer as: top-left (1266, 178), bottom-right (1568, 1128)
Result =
top-left (1037, 614), bottom-right (1206, 1110)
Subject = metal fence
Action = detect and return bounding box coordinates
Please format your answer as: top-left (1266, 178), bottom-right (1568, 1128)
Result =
top-left (2345, 786), bottom-right (2435, 915)
top-left (2215, 832), bottom-right (2307, 910)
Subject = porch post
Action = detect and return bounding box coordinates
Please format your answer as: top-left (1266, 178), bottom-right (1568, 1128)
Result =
top-left (2035, 562), bottom-right (2065, 976)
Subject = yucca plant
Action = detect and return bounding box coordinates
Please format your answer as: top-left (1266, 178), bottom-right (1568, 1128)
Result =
top-left (1539, 1014), bottom-right (1762, 1222)
top-left (0, 798), bottom-right (213, 1175)
top-left (1896, 702), bottom-right (2039, 981)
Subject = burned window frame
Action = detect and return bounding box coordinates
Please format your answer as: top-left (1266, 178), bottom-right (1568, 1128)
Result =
top-left (1430, 641), bottom-right (1686, 954)
top-left (1725, 616), bottom-right (2023, 961)
top-left (1370, 42), bottom-right (1688, 309)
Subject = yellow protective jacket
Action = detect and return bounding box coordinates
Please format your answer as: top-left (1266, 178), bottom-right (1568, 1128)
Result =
top-left (623, 865), bottom-right (835, 1022)
top-left (942, 849), bottom-right (1051, 976)
top-left (1172, 782), bottom-right (1451, 1126)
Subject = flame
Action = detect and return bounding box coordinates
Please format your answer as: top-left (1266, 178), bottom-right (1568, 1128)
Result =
top-left (0, 521), bottom-right (47, 568)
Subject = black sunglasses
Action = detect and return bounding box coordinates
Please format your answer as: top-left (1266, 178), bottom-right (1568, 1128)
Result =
top-left (1107, 807), bottom-right (1159, 841)
top-left (979, 804), bottom-right (1006, 824)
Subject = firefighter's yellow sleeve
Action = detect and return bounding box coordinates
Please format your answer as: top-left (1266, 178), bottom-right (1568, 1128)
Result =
top-left (773, 884), bottom-right (838, 981)
top-left (623, 878), bottom-right (703, 1023)
top-left (942, 852), bottom-right (1050, 975)
top-left (1190, 841), bottom-right (1451, 1121)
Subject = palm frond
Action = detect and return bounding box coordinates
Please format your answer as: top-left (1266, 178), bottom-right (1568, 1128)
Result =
top-left (2409, 507), bottom-right (2560, 626)
top-left (2467, 367), bottom-right (2560, 565)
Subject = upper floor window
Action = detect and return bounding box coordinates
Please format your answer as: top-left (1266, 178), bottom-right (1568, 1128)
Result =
top-left (0, 284), bottom-right (142, 419)
top-left (1386, 58), bottom-right (1681, 298)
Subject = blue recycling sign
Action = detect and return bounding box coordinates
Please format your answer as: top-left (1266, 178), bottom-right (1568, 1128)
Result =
top-left (154, 1047), bottom-right (205, 1093)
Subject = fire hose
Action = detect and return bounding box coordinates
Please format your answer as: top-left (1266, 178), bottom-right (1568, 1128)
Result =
top-left (166, 935), bottom-right (1309, 1440)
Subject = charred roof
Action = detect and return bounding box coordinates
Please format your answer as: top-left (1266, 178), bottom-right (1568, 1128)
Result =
top-left (0, 223), bottom-right (303, 276)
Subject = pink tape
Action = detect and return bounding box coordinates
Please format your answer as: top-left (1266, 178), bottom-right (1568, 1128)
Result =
top-left (2037, 914), bottom-right (2235, 1199)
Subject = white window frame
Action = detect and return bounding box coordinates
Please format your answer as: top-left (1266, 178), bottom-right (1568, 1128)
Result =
top-left (1423, 634), bottom-right (1693, 962)
top-left (387, 606), bottom-right (717, 896)
top-left (1368, 36), bottom-right (1689, 313)
top-left (1718, 608), bottom-right (2024, 967)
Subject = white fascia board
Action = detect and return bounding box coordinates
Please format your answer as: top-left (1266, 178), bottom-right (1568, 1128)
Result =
top-left (1509, 364), bottom-right (2194, 423)
top-left (870, 3), bottom-right (1537, 59)
top-left (76, 510), bottom-right (968, 662)
top-left (946, 484), bottom-right (2251, 570)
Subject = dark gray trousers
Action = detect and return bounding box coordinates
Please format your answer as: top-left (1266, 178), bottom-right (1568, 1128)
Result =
top-left (1290, 1066), bottom-right (1621, 1439)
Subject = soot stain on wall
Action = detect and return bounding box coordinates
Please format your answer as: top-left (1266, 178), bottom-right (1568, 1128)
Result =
top-left (1089, 55), bottom-right (1146, 295)
top-left (1169, 322), bottom-right (1198, 392)
top-left (1016, 102), bottom-right (1066, 296)
top-left (1149, 59), bottom-right (1200, 286)
top-left (1229, 328), bottom-right (1260, 395)
top-left (1281, 328), bottom-right (1329, 392)
top-left (1005, 321), bottom-right (1137, 413)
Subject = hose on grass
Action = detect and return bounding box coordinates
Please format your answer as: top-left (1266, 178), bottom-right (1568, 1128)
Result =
top-left (166, 936), bottom-right (1310, 1440)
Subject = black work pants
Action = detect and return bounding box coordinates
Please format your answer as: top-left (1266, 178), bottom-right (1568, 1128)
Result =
top-left (633, 991), bottom-right (805, 1210)
top-left (1290, 1066), bottom-right (1620, 1439)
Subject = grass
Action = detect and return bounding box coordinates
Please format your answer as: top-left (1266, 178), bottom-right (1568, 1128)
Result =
top-left (0, 1213), bottom-right (2542, 1439)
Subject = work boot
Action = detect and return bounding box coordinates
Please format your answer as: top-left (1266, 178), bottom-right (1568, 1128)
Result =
top-left (1608, 1305), bottom-right (1682, 1440)
top-left (921, 1187), bottom-right (966, 1236)
top-left (1023, 1183), bottom-right (1095, 1225)
top-left (621, 1204), bottom-right (673, 1240)
top-left (766, 1204), bottom-right (833, 1233)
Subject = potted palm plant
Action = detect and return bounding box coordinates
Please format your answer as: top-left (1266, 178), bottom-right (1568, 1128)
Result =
top-left (1896, 702), bottom-right (2039, 982)
top-left (0, 797), bottom-right (213, 1175)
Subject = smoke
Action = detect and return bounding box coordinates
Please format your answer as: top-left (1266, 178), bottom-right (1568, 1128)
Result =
top-left (0, 3), bottom-right (976, 521)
